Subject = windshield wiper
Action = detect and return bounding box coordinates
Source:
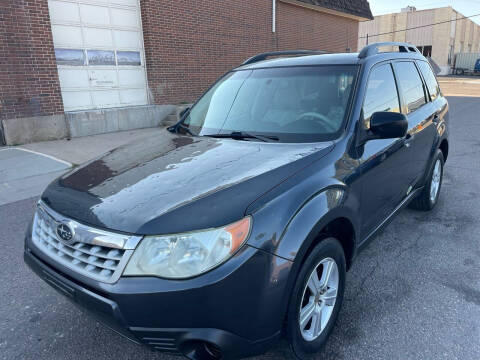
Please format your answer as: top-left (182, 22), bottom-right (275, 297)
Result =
top-left (168, 123), bottom-right (195, 136)
top-left (204, 131), bottom-right (279, 142)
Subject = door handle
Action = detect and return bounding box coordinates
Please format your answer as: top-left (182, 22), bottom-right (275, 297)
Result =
top-left (432, 114), bottom-right (440, 124)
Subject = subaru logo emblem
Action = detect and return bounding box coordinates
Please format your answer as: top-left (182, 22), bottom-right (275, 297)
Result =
top-left (56, 223), bottom-right (74, 243)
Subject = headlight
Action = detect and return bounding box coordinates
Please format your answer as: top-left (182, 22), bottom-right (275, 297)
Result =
top-left (123, 217), bottom-right (251, 279)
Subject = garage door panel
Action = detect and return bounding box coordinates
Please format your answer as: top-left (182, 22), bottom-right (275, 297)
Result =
top-left (80, 4), bottom-right (110, 26)
top-left (110, 0), bottom-right (138, 7)
top-left (58, 69), bottom-right (90, 88)
top-left (89, 69), bottom-right (118, 87)
top-left (49, 1), bottom-right (80, 23)
top-left (120, 89), bottom-right (147, 106)
top-left (62, 91), bottom-right (93, 110)
top-left (113, 30), bottom-right (141, 48)
top-left (84, 28), bottom-right (114, 48)
top-left (52, 25), bottom-right (83, 47)
top-left (118, 69), bottom-right (146, 87)
top-left (92, 90), bottom-right (120, 107)
top-left (110, 8), bottom-right (139, 28)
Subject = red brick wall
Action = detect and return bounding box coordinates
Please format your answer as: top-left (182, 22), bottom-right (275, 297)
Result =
top-left (276, 2), bottom-right (359, 53)
top-left (140, 0), bottom-right (275, 105)
top-left (0, 0), bottom-right (63, 120)
top-left (141, 1), bottom-right (360, 106)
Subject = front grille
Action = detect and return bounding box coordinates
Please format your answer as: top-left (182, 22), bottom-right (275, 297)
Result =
top-left (31, 203), bottom-right (140, 283)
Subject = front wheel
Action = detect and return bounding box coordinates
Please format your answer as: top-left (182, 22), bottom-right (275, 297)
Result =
top-left (286, 238), bottom-right (346, 359)
top-left (409, 150), bottom-right (444, 211)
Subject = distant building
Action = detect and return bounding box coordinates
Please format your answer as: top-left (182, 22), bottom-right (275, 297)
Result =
top-left (358, 6), bottom-right (480, 74)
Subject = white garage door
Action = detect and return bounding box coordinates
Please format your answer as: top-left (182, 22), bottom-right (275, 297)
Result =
top-left (48, 0), bottom-right (149, 111)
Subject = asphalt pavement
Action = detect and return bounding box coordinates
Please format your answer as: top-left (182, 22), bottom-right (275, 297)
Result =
top-left (1, 96), bottom-right (479, 360)
top-left (0, 148), bottom-right (71, 205)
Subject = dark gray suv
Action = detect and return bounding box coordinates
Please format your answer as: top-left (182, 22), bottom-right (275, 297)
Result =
top-left (25, 42), bottom-right (449, 360)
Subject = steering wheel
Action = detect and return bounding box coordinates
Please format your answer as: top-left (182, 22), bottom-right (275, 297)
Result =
top-left (292, 112), bottom-right (338, 133)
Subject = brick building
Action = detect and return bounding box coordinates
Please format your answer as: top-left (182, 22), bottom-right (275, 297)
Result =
top-left (0, 0), bottom-right (372, 145)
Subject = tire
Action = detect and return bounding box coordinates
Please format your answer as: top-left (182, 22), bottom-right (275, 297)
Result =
top-left (286, 238), bottom-right (346, 360)
top-left (409, 150), bottom-right (444, 211)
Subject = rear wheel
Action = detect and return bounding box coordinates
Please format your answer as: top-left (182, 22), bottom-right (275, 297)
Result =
top-left (286, 238), bottom-right (346, 359)
top-left (409, 150), bottom-right (444, 211)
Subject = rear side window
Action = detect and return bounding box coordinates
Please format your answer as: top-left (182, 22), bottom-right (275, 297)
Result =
top-left (393, 62), bottom-right (427, 113)
top-left (363, 64), bottom-right (400, 129)
top-left (417, 61), bottom-right (440, 100)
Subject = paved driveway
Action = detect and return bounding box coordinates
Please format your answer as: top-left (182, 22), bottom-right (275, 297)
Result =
top-left (1, 97), bottom-right (479, 360)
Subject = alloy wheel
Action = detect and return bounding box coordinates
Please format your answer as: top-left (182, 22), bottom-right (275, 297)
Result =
top-left (430, 159), bottom-right (442, 202)
top-left (299, 257), bottom-right (339, 342)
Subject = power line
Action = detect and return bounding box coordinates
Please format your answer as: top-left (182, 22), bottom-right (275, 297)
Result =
top-left (359, 12), bottom-right (480, 39)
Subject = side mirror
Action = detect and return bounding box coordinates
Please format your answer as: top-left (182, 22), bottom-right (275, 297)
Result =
top-left (369, 112), bottom-right (408, 140)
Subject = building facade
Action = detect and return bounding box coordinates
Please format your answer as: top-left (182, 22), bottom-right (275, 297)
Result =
top-left (358, 6), bottom-right (480, 75)
top-left (0, 0), bottom-right (372, 145)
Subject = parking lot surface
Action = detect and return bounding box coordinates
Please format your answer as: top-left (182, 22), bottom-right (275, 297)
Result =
top-left (1, 96), bottom-right (479, 360)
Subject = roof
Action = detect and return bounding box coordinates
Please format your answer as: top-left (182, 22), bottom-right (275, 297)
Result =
top-left (296, 0), bottom-right (373, 20)
top-left (236, 50), bottom-right (427, 70)
top-left (236, 53), bottom-right (361, 70)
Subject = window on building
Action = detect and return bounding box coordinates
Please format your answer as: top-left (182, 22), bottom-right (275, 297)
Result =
top-left (87, 50), bottom-right (115, 66)
top-left (417, 61), bottom-right (440, 101)
top-left (117, 51), bottom-right (141, 66)
top-left (55, 49), bottom-right (85, 66)
top-left (416, 46), bottom-right (432, 57)
top-left (363, 64), bottom-right (400, 129)
top-left (393, 62), bottom-right (427, 113)
top-left (422, 46), bottom-right (432, 57)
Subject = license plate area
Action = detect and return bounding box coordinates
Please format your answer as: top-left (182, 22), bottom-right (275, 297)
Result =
top-left (41, 269), bottom-right (75, 298)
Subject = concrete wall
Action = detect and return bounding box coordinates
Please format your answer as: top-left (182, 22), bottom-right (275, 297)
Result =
top-left (2, 105), bottom-right (176, 145)
top-left (432, 7), bottom-right (452, 75)
top-left (406, 9), bottom-right (434, 46)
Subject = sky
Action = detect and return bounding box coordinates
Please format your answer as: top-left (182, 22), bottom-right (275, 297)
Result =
top-left (367, 0), bottom-right (480, 24)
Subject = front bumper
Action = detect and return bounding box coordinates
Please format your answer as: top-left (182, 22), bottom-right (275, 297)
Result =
top-left (24, 235), bottom-right (292, 359)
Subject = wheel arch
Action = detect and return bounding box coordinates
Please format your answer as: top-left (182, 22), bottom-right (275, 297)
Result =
top-left (310, 217), bottom-right (355, 270)
top-left (439, 138), bottom-right (449, 162)
top-left (275, 187), bottom-right (360, 269)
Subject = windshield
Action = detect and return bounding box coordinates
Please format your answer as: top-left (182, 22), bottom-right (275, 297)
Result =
top-left (182, 65), bottom-right (358, 142)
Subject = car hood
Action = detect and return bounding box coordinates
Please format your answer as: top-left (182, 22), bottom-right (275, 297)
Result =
top-left (42, 131), bottom-right (333, 235)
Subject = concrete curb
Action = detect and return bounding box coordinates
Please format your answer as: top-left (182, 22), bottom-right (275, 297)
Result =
top-left (2, 104), bottom-right (177, 145)
top-left (2, 114), bottom-right (68, 146)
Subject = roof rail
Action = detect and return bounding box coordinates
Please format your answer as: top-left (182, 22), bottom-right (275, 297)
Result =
top-left (242, 50), bottom-right (328, 65)
top-left (358, 42), bottom-right (421, 59)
